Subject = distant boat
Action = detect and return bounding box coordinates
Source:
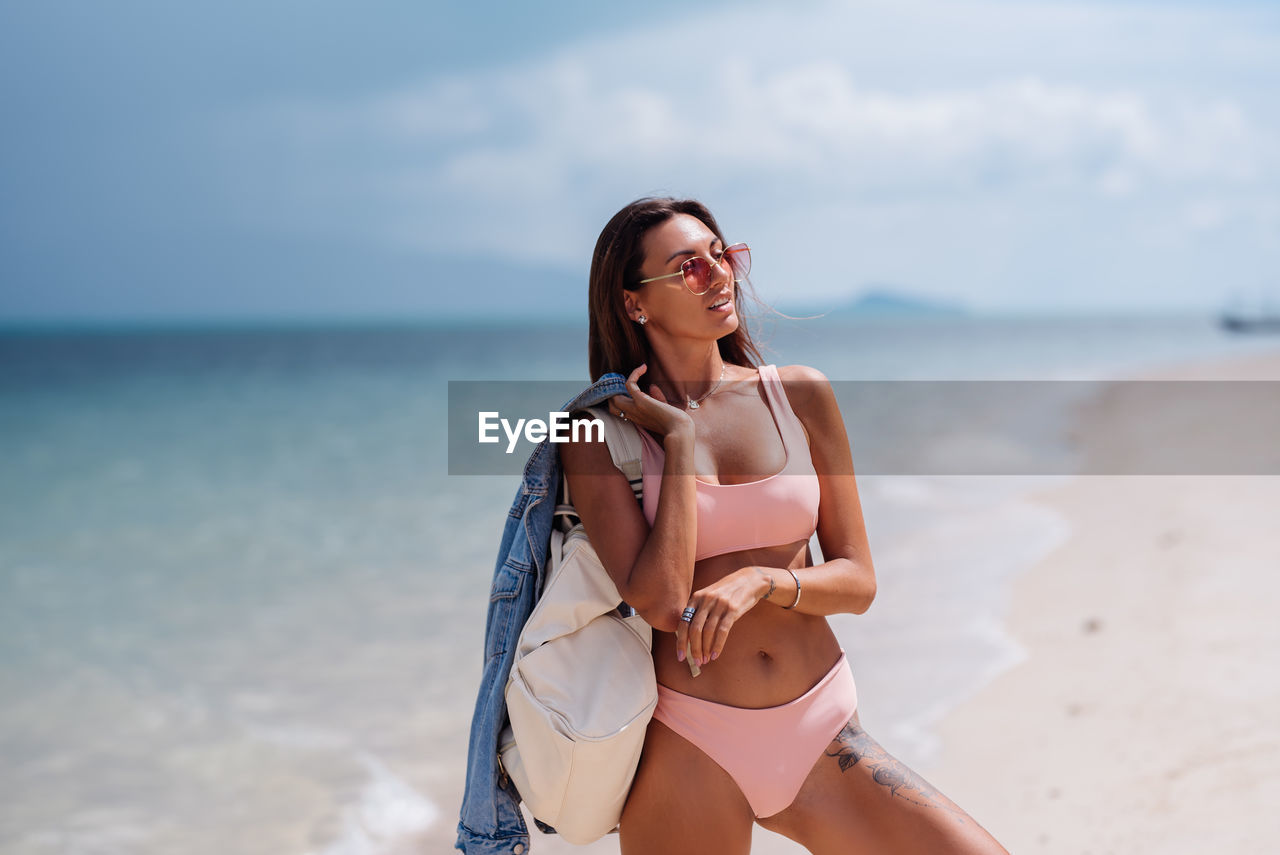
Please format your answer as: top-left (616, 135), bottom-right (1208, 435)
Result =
top-left (1220, 290), bottom-right (1280, 333)
top-left (1220, 313), bottom-right (1280, 333)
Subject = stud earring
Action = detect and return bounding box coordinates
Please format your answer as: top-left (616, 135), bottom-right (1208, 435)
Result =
top-left (637, 315), bottom-right (648, 325)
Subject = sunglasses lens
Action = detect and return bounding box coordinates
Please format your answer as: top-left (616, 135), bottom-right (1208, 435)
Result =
top-left (681, 257), bottom-right (713, 295)
top-left (677, 245), bottom-right (750, 294)
top-left (724, 244), bottom-right (751, 279)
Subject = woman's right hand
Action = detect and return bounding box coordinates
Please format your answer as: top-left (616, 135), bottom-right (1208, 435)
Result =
top-left (609, 363), bottom-right (693, 439)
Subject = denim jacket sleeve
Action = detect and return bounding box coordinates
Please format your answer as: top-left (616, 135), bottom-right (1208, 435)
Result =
top-left (456, 374), bottom-right (628, 855)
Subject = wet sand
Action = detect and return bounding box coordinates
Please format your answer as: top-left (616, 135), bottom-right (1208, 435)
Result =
top-left (925, 349), bottom-right (1280, 853)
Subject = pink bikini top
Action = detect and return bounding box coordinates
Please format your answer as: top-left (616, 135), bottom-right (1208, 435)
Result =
top-left (637, 364), bottom-right (821, 561)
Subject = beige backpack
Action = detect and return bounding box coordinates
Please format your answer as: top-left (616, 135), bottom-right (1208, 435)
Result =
top-left (497, 405), bottom-right (655, 844)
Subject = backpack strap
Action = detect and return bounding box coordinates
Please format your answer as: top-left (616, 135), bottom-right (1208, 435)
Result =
top-left (557, 405), bottom-right (643, 511)
top-left (554, 406), bottom-right (646, 619)
top-left (588, 404), bottom-right (643, 501)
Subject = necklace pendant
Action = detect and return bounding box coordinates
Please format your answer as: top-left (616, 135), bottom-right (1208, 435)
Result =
top-left (687, 399), bottom-right (699, 410)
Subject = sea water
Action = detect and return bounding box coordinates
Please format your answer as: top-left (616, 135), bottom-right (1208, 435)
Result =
top-left (1, 313), bottom-right (1277, 854)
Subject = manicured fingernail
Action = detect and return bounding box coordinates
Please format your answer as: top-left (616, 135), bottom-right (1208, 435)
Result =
top-left (677, 649), bottom-right (685, 662)
top-left (711, 652), bottom-right (719, 661)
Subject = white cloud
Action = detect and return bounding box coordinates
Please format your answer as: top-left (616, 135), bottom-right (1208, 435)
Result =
top-left (217, 0), bottom-right (1280, 310)
top-left (1183, 199), bottom-right (1228, 232)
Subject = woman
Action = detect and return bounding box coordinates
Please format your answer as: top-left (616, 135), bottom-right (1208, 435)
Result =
top-left (560, 198), bottom-right (1009, 854)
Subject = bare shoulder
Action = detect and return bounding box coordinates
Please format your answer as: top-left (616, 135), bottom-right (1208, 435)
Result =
top-left (775, 363), bottom-right (835, 414)
top-left (775, 364), bottom-right (850, 463)
top-left (776, 362), bottom-right (830, 387)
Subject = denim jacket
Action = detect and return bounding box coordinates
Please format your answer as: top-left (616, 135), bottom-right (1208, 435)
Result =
top-left (456, 371), bottom-right (631, 855)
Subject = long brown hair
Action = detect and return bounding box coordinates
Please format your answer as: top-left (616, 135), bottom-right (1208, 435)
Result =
top-left (587, 197), bottom-right (764, 381)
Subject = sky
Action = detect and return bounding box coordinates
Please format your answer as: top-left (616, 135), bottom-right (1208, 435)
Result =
top-left (1, 0), bottom-right (1278, 323)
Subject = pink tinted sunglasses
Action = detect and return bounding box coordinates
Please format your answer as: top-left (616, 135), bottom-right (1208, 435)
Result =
top-left (638, 243), bottom-right (751, 296)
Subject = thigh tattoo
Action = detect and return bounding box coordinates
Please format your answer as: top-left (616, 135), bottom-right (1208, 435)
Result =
top-left (825, 721), bottom-right (968, 824)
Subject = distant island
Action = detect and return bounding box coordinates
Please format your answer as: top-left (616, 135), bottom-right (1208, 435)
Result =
top-left (782, 287), bottom-right (969, 317)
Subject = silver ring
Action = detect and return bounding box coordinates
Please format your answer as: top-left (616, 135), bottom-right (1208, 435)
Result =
top-left (680, 606), bottom-right (696, 623)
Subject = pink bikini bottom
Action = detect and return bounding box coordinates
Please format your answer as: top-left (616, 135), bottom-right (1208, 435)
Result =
top-left (652, 651), bottom-right (858, 818)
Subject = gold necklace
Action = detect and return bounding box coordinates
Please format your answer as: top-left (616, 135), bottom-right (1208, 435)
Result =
top-left (686, 365), bottom-right (727, 410)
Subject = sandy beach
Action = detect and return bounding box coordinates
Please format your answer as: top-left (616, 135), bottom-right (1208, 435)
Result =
top-left (512, 346), bottom-right (1280, 855)
top-left (924, 349), bottom-right (1280, 854)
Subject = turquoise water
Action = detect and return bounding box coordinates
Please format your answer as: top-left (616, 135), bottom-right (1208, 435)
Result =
top-left (1, 314), bottom-right (1277, 854)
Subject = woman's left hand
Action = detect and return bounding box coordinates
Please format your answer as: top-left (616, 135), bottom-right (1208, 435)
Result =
top-left (674, 567), bottom-right (773, 667)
